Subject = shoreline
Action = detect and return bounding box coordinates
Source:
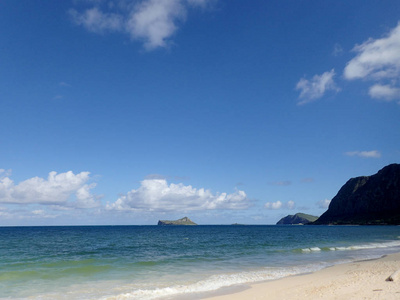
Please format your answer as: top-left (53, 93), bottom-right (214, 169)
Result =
top-left (203, 252), bottom-right (400, 300)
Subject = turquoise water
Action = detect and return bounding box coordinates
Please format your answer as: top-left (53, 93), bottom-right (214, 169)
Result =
top-left (1, 225), bottom-right (400, 299)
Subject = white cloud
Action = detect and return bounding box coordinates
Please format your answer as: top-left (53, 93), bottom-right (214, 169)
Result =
top-left (264, 200), bottom-right (295, 210)
top-left (344, 22), bottom-right (400, 102)
top-left (0, 170), bottom-right (99, 208)
top-left (127, 0), bottom-right (186, 49)
top-left (317, 199), bottom-right (331, 209)
top-left (70, 0), bottom-right (213, 50)
top-left (0, 169), bottom-right (11, 178)
top-left (286, 200), bottom-right (295, 210)
top-left (264, 201), bottom-right (282, 210)
top-left (368, 84), bottom-right (400, 100)
top-left (69, 7), bottom-right (124, 33)
top-left (296, 69), bottom-right (339, 105)
top-left (344, 22), bottom-right (400, 80)
top-left (107, 178), bottom-right (250, 212)
top-left (345, 150), bottom-right (381, 158)
top-left (76, 183), bottom-right (100, 208)
top-left (31, 209), bottom-right (58, 219)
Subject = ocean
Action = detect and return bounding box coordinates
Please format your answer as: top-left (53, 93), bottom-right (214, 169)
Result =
top-left (1, 225), bottom-right (400, 299)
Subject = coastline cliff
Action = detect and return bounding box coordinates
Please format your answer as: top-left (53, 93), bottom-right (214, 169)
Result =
top-left (313, 164), bottom-right (400, 225)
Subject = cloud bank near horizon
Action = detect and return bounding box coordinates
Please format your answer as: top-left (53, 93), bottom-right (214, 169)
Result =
top-left (107, 178), bottom-right (250, 212)
top-left (0, 170), bottom-right (99, 208)
top-left (0, 170), bottom-right (251, 220)
top-left (0, 166), bottom-right (384, 223)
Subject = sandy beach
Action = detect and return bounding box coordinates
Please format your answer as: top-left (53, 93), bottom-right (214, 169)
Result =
top-left (206, 252), bottom-right (400, 300)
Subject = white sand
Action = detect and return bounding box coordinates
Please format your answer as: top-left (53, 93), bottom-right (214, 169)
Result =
top-left (205, 252), bottom-right (400, 300)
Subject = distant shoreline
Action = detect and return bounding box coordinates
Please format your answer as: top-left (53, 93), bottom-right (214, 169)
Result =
top-left (2, 223), bottom-right (400, 228)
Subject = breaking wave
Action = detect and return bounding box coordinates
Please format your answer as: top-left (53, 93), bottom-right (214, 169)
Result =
top-left (300, 239), bottom-right (400, 253)
top-left (102, 264), bottom-right (327, 300)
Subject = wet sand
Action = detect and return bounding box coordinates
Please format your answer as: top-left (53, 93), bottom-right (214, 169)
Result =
top-left (205, 252), bottom-right (400, 300)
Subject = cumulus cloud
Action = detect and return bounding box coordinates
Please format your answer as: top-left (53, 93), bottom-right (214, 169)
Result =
top-left (344, 23), bottom-right (400, 80)
top-left (75, 183), bottom-right (100, 208)
top-left (126, 0), bottom-right (186, 49)
top-left (70, 0), bottom-right (213, 50)
top-left (317, 199), bottom-right (331, 209)
top-left (107, 178), bottom-right (250, 212)
top-left (264, 200), bottom-right (295, 210)
top-left (0, 171), bottom-right (99, 208)
top-left (344, 22), bottom-right (400, 102)
top-left (368, 84), bottom-right (400, 100)
top-left (296, 69), bottom-right (340, 105)
top-left (345, 150), bottom-right (381, 158)
top-left (264, 201), bottom-right (282, 210)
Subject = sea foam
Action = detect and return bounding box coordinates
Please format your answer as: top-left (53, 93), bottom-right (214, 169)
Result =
top-left (103, 264), bottom-right (327, 300)
top-left (301, 240), bottom-right (400, 253)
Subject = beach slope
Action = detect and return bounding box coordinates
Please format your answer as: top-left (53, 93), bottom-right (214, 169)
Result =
top-left (206, 252), bottom-right (400, 300)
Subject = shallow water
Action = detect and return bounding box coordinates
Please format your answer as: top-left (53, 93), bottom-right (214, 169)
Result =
top-left (1, 225), bottom-right (399, 299)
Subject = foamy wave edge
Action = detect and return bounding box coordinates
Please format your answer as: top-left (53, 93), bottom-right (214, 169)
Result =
top-left (103, 240), bottom-right (400, 300)
top-left (102, 264), bottom-right (325, 300)
top-left (301, 239), bottom-right (400, 253)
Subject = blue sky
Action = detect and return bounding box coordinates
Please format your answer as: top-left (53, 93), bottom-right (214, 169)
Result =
top-left (1, 0), bottom-right (399, 225)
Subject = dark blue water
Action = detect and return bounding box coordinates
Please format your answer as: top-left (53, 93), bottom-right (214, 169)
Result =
top-left (1, 225), bottom-right (399, 299)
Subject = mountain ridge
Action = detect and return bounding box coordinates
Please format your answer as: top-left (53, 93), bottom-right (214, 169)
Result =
top-left (313, 163), bottom-right (400, 225)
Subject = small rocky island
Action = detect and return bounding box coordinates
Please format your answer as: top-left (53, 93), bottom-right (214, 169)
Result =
top-left (276, 213), bottom-right (318, 225)
top-left (313, 163), bottom-right (400, 225)
top-left (157, 217), bottom-right (197, 226)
